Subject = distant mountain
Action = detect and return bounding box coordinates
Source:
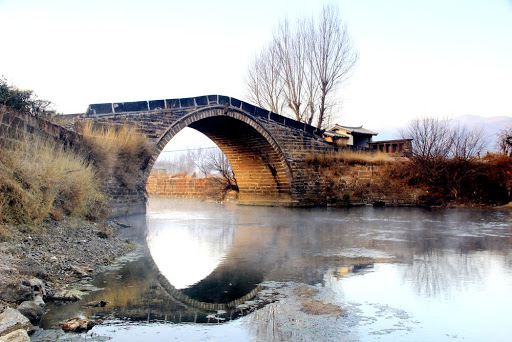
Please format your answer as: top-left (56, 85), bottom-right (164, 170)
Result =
top-left (372, 115), bottom-right (511, 151)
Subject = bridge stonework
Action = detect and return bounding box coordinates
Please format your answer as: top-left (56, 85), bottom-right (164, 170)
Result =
top-left (85, 95), bottom-right (336, 215)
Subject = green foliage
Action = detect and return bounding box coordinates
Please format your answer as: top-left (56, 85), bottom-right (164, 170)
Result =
top-left (0, 76), bottom-right (55, 116)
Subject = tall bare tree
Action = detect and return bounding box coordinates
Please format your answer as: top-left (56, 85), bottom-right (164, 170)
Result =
top-left (312, 5), bottom-right (359, 128)
top-left (275, 18), bottom-right (309, 122)
top-left (246, 43), bottom-right (285, 114)
top-left (244, 5), bottom-right (358, 128)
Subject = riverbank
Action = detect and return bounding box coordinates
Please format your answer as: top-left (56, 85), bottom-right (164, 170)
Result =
top-left (0, 217), bottom-right (134, 337)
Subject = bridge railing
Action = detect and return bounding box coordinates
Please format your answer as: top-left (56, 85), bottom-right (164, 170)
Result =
top-left (85, 95), bottom-right (323, 136)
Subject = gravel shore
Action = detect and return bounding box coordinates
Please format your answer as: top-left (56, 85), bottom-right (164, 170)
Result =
top-left (0, 218), bottom-right (134, 310)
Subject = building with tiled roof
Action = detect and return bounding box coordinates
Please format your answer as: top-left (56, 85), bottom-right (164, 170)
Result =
top-left (323, 124), bottom-right (378, 148)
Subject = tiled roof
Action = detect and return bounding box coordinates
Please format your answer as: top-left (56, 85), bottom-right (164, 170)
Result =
top-left (323, 130), bottom-right (349, 138)
top-left (329, 124), bottom-right (378, 136)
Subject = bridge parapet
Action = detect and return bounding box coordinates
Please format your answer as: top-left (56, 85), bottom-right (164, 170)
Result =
top-left (85, 95), bottom-right (323, 137)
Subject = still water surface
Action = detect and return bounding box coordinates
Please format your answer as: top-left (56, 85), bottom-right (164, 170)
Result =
top-left (38, 199), bottom-right (512, 341)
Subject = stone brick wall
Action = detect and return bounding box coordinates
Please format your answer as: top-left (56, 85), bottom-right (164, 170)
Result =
top-left (311, 162), bottom-right (422, 206)
top-left (146, 176), bottom-right (209, 198)
top-left (256, 116), bottom-right (337, 206)
top-left (0, 106), bottom-right (81, 148)
top-left (146, 164), bottom-right (421, 206)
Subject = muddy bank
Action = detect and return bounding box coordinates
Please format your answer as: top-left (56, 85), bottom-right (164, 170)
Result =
top-left (0, 218), bottom-right (134, 311)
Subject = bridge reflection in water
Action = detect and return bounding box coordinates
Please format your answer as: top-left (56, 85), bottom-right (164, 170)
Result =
top-left (41, 198), bottom-right (404, 327)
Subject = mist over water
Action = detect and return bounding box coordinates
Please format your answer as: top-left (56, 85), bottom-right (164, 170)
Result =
top-left (36, 199), bottom-right (512, 341)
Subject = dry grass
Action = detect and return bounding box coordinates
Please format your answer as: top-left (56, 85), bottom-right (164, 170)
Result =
top-left (0, 111), bottom-right (153, 225)
top-left (294, 285), bottom-right (319, 297)
top-left (79, 122), bottom-right (153, 188)
top-left (294, 285), bottom-right (343, 317)
top-left (0, 135), bottom-right (104, 224)
top-left (306, 149), bottom-right (393, 166)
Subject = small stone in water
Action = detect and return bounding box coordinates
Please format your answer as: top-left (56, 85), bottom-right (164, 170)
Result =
top-left (59, 317), bottom-right (96, 332)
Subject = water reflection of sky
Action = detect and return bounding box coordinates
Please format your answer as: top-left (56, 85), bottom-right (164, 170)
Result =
top-left (146, 202), bottom-right (236, 290)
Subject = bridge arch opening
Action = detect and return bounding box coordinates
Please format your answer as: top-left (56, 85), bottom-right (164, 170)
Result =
top-left (146, 107), bottom-right (293, 205)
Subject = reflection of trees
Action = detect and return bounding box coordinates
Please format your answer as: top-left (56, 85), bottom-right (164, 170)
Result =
top-left (400, 209), bottom-right (512, 298)
top-left (402, 250), bottom-right (486, 298)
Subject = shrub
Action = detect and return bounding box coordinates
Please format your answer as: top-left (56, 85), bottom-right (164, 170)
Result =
top-left (384, 155), bottom-right (512, 206)
top-left (0, 77), bottom-right (55, 117)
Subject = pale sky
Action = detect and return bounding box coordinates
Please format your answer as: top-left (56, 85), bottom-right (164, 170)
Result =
top-left (1, 0), bottom-right (511, 134)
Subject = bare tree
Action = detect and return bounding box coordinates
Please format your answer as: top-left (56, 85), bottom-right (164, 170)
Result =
top-left (312, 5), bottom-right (359, 128)
top-left (401, 117), bottom-right (487, 160)
top-left (188, 148), bottom-right (209, 177)
top-left (244, 5), bottom-right (358, 129)
top-left (450, 124), bottom-right (487, 160)
top-left (496, 125), bottom-right (512, 156)
top-left (400, 117), bottom-right (453, 162)
top-left (400, 117), bottom-right (490, 202)
top-left (246, 43), bottom-right (286, 114)
top-left (203, 149), bottom-right (238, 191)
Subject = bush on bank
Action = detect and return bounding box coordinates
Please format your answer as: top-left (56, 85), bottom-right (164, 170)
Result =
top-left (402, 153), bottom-right (512, 206)
top-left (307, 149), bottom-right (512, 207)
top-left (0, 76), bottom-right (55, 117)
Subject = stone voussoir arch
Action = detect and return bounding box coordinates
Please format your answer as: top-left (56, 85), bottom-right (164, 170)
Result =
top-left (145, 105), bottom-right (295, 205)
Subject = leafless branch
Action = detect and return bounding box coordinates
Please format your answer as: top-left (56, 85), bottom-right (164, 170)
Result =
top-left (244, 5), bottom-right (358, 128)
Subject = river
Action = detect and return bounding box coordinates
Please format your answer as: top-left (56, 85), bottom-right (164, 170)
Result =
top-left (35, 198), bottom-right (512, 341)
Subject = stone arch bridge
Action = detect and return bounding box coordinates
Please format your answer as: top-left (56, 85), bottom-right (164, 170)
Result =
top-left (84, 95), bottom-right (335, 215)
